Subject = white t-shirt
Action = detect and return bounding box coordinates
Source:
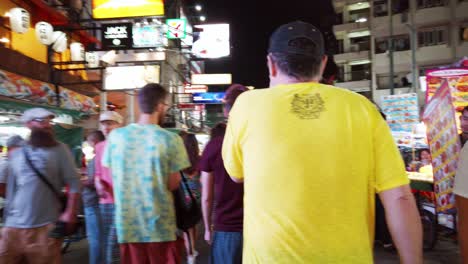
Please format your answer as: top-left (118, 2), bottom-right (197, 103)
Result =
top-left (454, 144), bottom-right (468, 199)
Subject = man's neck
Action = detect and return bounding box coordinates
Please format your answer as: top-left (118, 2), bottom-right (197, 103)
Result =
top-left (138, 113), bottom-right (160, 125)
top-left (270, 75), bottom-right (321, 87)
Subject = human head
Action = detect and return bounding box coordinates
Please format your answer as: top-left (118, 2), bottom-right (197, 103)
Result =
top-left (267, 21), bottom-right (328, 86)
top-left (6, 135), bottom-right (24, 153)
top-left (99, 111), bottom-right (123, 136)
top-left (210, 122), bottom-right (226, 139)
top-left (21, 108), bottom-right (57, 147)
top-left (223, 84), bottom-right (248, 117)
top-left (419, 149), bottom-right (431, 162)
top-left (460, 106), bottom-right (468, 134)
top-left (86, 130), bottom-right (105, 148)
top-left (138, 83), bottom-right (170, 124)
top-left (179, 131), bottom-right (200, 175)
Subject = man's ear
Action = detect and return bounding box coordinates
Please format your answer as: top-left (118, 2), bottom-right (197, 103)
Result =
top-left (319, 55), bottom-right (328, 78)
top-left (267, 54), bottom-right (277, 78)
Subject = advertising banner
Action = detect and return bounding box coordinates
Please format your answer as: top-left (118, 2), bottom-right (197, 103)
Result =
top-left (422, 81), bottom-right (461, 213)
top-left (101, 23), bottom-right (133, 50)
top-left (192, 24), bottom-right (230, 59)
top-left (0, 69), bottom-right (96, 113)
top-left (104, 65), bottom-right (160, 90)
top-left (192, 92), bottom-right (225, 104)
top-left (426, 68), bottom-right (468, 112)
top-left (381, 93), bottom-right (419, 132)
top-left (92, 0), bottom-right (164, 19)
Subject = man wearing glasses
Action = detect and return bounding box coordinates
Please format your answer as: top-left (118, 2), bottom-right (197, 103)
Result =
top-left (0, 108), bottom-right (81, 263)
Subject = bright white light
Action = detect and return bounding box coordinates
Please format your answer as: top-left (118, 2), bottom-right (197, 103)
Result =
top-left (195, 5), bottom-right (202, 11)
top-left (4, 12), bottom-right (10, 17)
top-left (0, 37), bottom-right (10, 43)
top-left (356, 17), bottom-right (367, 23)
top-left (200, 16), bottom-right (206, 22)
top-left (0, 116), bottom-right (10, 122)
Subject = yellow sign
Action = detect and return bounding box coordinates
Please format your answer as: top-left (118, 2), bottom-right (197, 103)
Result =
top-left (92, 0), bottom-right (164, 19)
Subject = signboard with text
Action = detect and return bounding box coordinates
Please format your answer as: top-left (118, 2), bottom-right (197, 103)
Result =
top-left (92, 0), bottom-right (164, 19)
top-left (101, 23), bottom-right (132, 50)
top-left (166, 19), bottom-right (187, 39)
top-left (423, 81), bottom-right (461, 213)
top-left (381, 93), bottom-right (419, 132)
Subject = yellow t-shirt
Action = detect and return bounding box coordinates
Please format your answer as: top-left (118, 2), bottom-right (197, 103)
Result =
top-left (222, 82), bottom-right (409, 263)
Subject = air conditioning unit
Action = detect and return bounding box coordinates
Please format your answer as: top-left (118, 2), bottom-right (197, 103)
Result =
top-left (349, 44), bottom-right (359, 52)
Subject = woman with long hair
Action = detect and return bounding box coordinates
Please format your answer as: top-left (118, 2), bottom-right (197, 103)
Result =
top-left (179, 131), bottom-right (202, 264)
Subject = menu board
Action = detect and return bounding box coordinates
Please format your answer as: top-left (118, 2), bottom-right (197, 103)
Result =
top-left (426, 68), bottom-right (468, 112)
top-left (422, 81), bottom-right (461, 213)
top-left (382, 93), bottom-right (419, 132)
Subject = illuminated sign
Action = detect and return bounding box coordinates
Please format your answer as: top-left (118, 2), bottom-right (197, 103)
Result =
top-left (132, 24), bottom-right (167, 48)
top-left (184, 84), bottom-right (208, 93)
top-left (192, 24), bottom-right (230, 58)
top-left (104, 65), bottom-right (160, 90)
top-left (101, 23), bottom-right (132, 50)
top-left (166, 19), bottom-right (187, 39)
top-left (191, 73), bottom-right (232, 85)
top-left (92, 0), bottom-right (165, 19)
top-left (192, 92), bottom-right (225, 104)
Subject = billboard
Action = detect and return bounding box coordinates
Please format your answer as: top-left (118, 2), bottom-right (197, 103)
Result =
top-left (132, 24), bottom-right (167, 48)
top-left (104, 65), bottom-right (160, 90)
top-left (192, 24), bottom-right (230, 58)
top-left (101, 23), bottom-right (133, 50)
top-left (92, 0), bottom-right (164, 19)
top-left (191, 74), bottom-right (232, 85)
top-left (192, 92), bottom-right (225, 104)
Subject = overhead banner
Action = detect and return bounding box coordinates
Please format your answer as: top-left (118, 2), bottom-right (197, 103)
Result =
top-left (92, 0), bottom-right (164, 19)
top-left (381, 93), bottom-right (419, 132)
top-left (0, 69), bottom-right (96, 113)
top-left (104, 65), bottom-right (160, 90)
top-left (101, 23), bottom-right (133, 50)
top-left (423, 81), bottom-right (461, 213)
top-left (192, 24), bottom-right (230, 58)
top-left (426, 68), bottom-right (468, 112)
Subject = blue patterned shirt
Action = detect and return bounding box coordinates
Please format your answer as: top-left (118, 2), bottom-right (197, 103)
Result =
top-left (102, 124), bottom-right (190, 243)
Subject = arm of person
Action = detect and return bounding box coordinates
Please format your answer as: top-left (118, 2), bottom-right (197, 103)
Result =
top-left (168, 172), bottom-right (181, 191)
top-left (222, 96), bottom-right (246, 183)
top-left (379, 185), bottom-right (422, 264)
top-left (58, 144), bottom-right (82, 227)
top-left (201, 171), bottom-right (214, 244)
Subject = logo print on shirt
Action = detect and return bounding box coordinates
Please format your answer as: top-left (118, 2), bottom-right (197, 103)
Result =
top-left (291, 93), bottom-right (325, 120)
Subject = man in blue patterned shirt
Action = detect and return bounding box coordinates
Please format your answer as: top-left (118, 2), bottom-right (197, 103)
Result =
top-left (103, 83), bottom-right (190, 263)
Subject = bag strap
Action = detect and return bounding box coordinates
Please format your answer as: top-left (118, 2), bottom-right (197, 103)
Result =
top-left (180, 171), bottom-right (197, 203)
top-left (23, 147), bottom-right (63, 203)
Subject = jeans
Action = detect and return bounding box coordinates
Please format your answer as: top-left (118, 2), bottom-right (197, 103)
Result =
top-left (211, 231), bottom-right (243, 264)
top-left (100, 204), bottom-right (120, 264)
top-left (84, 205), bottom-right (102, 264)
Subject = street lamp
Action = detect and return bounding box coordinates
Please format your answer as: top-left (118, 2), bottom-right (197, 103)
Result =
top-left (195, 5), bottom-right (202, 11)
top-left (200, 15), bottom-right (206, 22)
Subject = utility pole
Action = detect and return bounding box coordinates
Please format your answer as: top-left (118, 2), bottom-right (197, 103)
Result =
top-left (388, 0), bottom-right (395, 95)
top-left (406, 23), bottom-right (418, 93)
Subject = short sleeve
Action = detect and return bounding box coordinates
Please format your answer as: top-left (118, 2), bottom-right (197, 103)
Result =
top-left (222, 95), bottom-right (246, 181)
top-left (199, 140), bottom-right (216, 172)
top-left (454, 144), bottom-right (468, 198)
top-left (168, 135), bottom-right (190, 173)
top-left (101, 136), bottom-right (113, 169)
top-left (59, 144), bottom-right (81, 193)
top-left (373, 109), bottom-right (410, 193)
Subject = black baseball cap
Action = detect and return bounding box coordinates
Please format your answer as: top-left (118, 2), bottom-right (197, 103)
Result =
top-left (268, 21), bottom-right (325, 57)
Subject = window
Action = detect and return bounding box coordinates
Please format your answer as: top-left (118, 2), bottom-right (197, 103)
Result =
top-left (418, 27), bottom-right (448, 47)
top-left (417, 0), bottom-right (448, 9)
top-left (336, 13), bottom-right (344, 25)
top-left (350, 36), bottom-right (371, 52)
top-left (374, 0), bottom-right (388, 17)
top-left (373, 0), bottom-right (409, 16)
top-left (337, 39), bottom-right (345, 54)
top-left (375, 35), bottom-right (410, 53)
top-left (349, 8), bottom-right (370, 23)
top-left (461, 25), bottom-right (468, 43)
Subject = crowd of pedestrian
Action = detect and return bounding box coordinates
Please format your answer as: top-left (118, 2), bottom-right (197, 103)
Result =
top-left (0, 21), bottom-right (467, 264)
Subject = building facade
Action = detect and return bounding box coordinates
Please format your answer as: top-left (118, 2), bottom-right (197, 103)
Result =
top-left (333, 0), bottom-right (468, 106)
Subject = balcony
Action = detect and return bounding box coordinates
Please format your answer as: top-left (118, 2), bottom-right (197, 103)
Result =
top-left (333, 21), bottom-right (369, 35)
top-left (335, 41), bottom-right (370, 63)
top-left (457, 1), bottom-right (468, 19)
top-left (415, 6), bottom-right (451, 25)
top-left (335, 71), bottom-right (371, 92)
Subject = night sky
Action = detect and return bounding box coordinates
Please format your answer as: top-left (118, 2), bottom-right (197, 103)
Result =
top-left (200, 0), bottom-right (337, 88)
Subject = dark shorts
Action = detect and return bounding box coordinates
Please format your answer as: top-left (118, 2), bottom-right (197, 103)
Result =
top-left (211, 231), bottom-right (243, 264)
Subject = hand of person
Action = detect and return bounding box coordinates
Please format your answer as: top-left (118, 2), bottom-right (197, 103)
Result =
top-left (59, 211), bottom-right (77, 235)
top-left (204, 229), bottom-right (212, 245)
top-left (95, 179), bottom-right (106, 198)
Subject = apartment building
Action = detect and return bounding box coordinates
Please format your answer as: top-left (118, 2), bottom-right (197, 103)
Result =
top-left (333, 0), bottom-right (468, 106)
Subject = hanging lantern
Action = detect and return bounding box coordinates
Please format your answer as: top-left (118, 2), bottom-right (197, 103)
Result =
top-left (9, 8), bottom-right (30, 34)
top-left (70, 42), bottom-right (85, 61)
top-left (51, 31), bottom-right (68, 53)
top-left (35, 22), bottom-right (54, 45)
top-left (85, 52), bottom-right (100, 68)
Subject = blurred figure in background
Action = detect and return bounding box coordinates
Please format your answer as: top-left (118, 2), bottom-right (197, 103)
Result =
top-left (455, 144), bottom-right (468, 264)
top-left (0, 135), bottom-right (25, 198)
top-left (82, 130), bottom-right (106, 264)
top-left (0, 108), bottom-right (81, 263)
top-left (179, 131), bottom-right (202, 264)
top-left (95, 111), bottom-right (123, 264)
top-left (200, 84), bottom-right (248, 264)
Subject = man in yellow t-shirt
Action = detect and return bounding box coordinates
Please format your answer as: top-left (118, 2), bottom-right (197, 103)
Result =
top-left (222, 21), bottom-right (423, 264)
